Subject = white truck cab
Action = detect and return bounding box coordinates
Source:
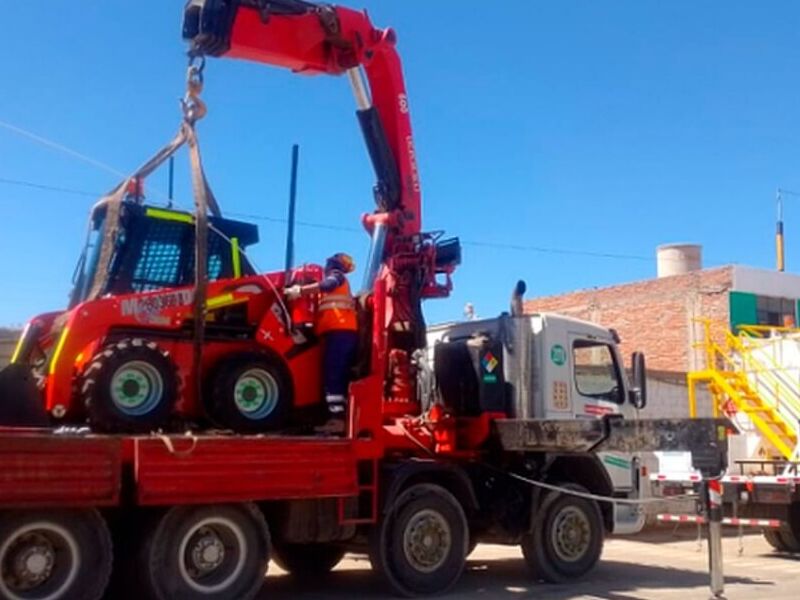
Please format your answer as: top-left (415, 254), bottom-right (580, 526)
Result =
top-left (427, 311), bottom-right (648, 534)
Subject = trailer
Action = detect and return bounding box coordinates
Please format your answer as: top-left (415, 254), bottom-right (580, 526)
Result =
top-left (651, 458), bottom-right (800, 553)
top-left (650, 320), bottom-right (800, 554)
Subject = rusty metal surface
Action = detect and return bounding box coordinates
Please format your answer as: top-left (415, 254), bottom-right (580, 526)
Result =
top-left (134, 435), bottom-right (360, 506)
top-left (493, 417), bottom-right (731, 475)
top-left (0, 433), bottom-right (121, 507)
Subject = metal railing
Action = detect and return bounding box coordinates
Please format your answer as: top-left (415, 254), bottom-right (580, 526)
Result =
top-left (688, 319), bottom-right (800, 461)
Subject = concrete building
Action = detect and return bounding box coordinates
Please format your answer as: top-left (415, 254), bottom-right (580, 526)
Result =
top-left (0, 330), bottom-right (19, 367)
top-left (524, 244), bottom-right (800, 418)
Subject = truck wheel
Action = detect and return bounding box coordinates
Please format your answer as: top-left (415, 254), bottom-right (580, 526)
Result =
top-left (81, 338), bottom-right (177, 432)
top-left (271, 542), bottom-right (345, 576)
top-left (370, 483), bottom-right (468, 597)
top-left (763, 528), bottom-right (791, 551)
top-left (139, 503), bottom-right (269, 600)
top-left (521, 483), bottom-right (604, 583)
top-left (0, 509), bottom-right (112, 600)
top-left (207, 353), bottom-right (292, 433)
top-left (783, 502), bottom-right (800, 552)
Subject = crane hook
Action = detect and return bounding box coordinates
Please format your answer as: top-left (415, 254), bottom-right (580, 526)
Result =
top-left (182, 55), bottom-right (207, 124)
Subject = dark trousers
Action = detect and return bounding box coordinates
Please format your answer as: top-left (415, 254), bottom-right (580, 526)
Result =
top-left (322, 330), bottom-right (358, 415)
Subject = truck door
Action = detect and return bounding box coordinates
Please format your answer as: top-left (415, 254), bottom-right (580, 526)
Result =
top-left (569, 336), bottom-right (624, 418)
top-left (569, 335), bottom-right (635, 490)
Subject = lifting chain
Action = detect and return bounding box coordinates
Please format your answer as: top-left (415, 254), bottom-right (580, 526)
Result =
top-left (182, 55), bottom-right (207, 124)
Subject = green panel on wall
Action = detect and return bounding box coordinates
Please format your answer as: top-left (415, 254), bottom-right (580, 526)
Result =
top-left (729, 291), bottom-right (757, 330)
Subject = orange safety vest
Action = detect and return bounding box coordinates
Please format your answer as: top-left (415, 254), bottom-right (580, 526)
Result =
top-left (316, 279), bottom-right (357, 334)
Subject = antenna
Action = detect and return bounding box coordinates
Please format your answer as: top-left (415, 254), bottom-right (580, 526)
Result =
top-left (776, 188), bottom-right (800, 272)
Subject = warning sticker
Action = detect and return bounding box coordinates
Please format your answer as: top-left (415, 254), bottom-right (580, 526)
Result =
top-left (482, 352), bottom-right (498, 373)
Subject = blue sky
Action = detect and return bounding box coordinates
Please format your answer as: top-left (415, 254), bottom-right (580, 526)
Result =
top-left (1, 1), bottom-right (799, 327)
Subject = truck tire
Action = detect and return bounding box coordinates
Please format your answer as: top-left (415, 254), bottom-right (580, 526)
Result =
top-left (763, 528), bottom-right (792, 551)
top-left (271, 542), bottom-right (346, 576)
top-left (766, 503), bottom-right (800, 553)
top-left (0, 508), bottom-right (112, 600)
top-left (139, 503), bottom-right (269, 600)
top-left (207, 353), bottom-right (292, 433)
top-left (81, 338), bottom-right (177, 432)
top-left (370, 483), bottom-right (468, 597)
top-left (521, 483), bottom-right (604, 583)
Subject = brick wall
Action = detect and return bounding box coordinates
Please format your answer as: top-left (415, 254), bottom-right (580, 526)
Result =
top-left (525, 267), bottom-right (734, 373)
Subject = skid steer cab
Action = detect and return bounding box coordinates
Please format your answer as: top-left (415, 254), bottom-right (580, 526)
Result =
top-left (1, 198), bottom-right (332, 433)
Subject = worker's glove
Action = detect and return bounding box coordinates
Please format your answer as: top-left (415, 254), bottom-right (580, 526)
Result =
top-left (284, 285), bottom-right (303, 300)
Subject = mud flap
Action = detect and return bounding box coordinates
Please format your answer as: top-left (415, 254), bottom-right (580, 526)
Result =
top-left (0, 364), bottom-right (49, 426)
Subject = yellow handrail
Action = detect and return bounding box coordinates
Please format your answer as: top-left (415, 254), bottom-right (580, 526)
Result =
top-left (689, 318), bottom-right (799, 460)
top-left (728, 331), bottom-right (800, 421)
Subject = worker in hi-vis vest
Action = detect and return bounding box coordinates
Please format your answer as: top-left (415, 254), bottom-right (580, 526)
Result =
top-left (285, 253), bottom-right (358, 434)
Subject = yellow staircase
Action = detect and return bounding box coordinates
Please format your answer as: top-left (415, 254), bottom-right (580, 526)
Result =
top-left (689, 321), bottom-right (800, 461)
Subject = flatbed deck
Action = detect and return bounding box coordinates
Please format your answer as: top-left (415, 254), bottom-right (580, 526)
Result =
top-left (0, 429), bottom-right (361, 508)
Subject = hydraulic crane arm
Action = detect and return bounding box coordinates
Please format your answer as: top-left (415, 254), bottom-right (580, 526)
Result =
top-left (183, 0), bottom-right (421, 237)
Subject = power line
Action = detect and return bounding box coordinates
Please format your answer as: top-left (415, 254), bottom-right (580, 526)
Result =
top-left (460, 239), bottom-right (652, 262)
top-left (0, 175), bottom-right (692, 264)
top-left (0, 120), bottom-right (706, 265)
top-left (0, 119), bottom-right (127, 179)
top-left (0, 177), bottom-right (97, 198)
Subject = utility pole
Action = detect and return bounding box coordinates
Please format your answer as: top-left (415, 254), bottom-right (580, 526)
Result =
top-left (776, 188), bottom-right (800, 271)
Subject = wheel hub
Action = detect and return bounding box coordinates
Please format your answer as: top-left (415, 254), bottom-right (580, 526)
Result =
top-left (178, 517), bottom-right (248, 595)
top-left (551, 506), bottom-right (591, 562)
top-left (189, 530), bottom-right (226, 574)
top-left (403, 509), bottom-right (451, 573)
top-left (234, 369), bottom-right (278, 420)
top-left (110, 360), bottom-right (164, 416)
top-left (5, 534), bottom-right (56, 591)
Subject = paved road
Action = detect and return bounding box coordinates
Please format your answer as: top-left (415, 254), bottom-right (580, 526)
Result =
top-left (261, 528), bottom-right (800, 599)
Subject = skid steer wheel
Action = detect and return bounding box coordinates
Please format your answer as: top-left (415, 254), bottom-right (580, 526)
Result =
top-left (81, 338), bottom-right (177, 433)
top-left (207, 353), bottom-right (292, 433)
top-left (139, 503), bottom-right (270, 600)
top-left (271, 541), bottom-right (346, 577)
top-left (521, 483), bottom-right (604, 583)
top-left (0, 509), bottom-right (112, 600)
top-left (370, 483), bottom-right (468, 597)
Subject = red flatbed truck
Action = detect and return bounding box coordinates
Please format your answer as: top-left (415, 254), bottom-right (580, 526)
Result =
top-left (0, 3), bottom-right (732, 599)
top-left (0, 312), bottom-right (730, 600)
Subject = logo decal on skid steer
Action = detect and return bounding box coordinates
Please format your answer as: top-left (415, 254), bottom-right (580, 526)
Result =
top-left (121, 289), bottom-right (194, 325)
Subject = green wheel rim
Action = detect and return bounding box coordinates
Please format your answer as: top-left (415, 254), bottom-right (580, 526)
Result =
top-left (110, 360), bottom-right (164, 416)
top-left (234, 368), bottom-right (279, 420)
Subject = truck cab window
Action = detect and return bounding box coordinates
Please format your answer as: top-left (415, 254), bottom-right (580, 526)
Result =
top-left (573, 340), bottom-right (623, 403)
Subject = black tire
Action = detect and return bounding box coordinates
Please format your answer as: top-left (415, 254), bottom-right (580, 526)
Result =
top-left (763, 528), bottom-right (791, 551)
top-left (783, 502), bottom-right (800, 553)
top-left (81, 338), bottom-right (177, 433)
top-left (206, 353), bottom-right (292, 433)
top-left (521, 483), bottom-right (604, 583)
top-left (271, 542), bottom-right (346, 577)
top-left (370, 483), bottom-right (468, 597)
top-left (138, 503), bottom-right (270, 600)
top-left (0, 508), bottom-right (112, 600)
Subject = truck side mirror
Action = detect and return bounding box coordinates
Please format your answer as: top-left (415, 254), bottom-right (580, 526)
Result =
top-left (629, 351), bottom-right (647, 410)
